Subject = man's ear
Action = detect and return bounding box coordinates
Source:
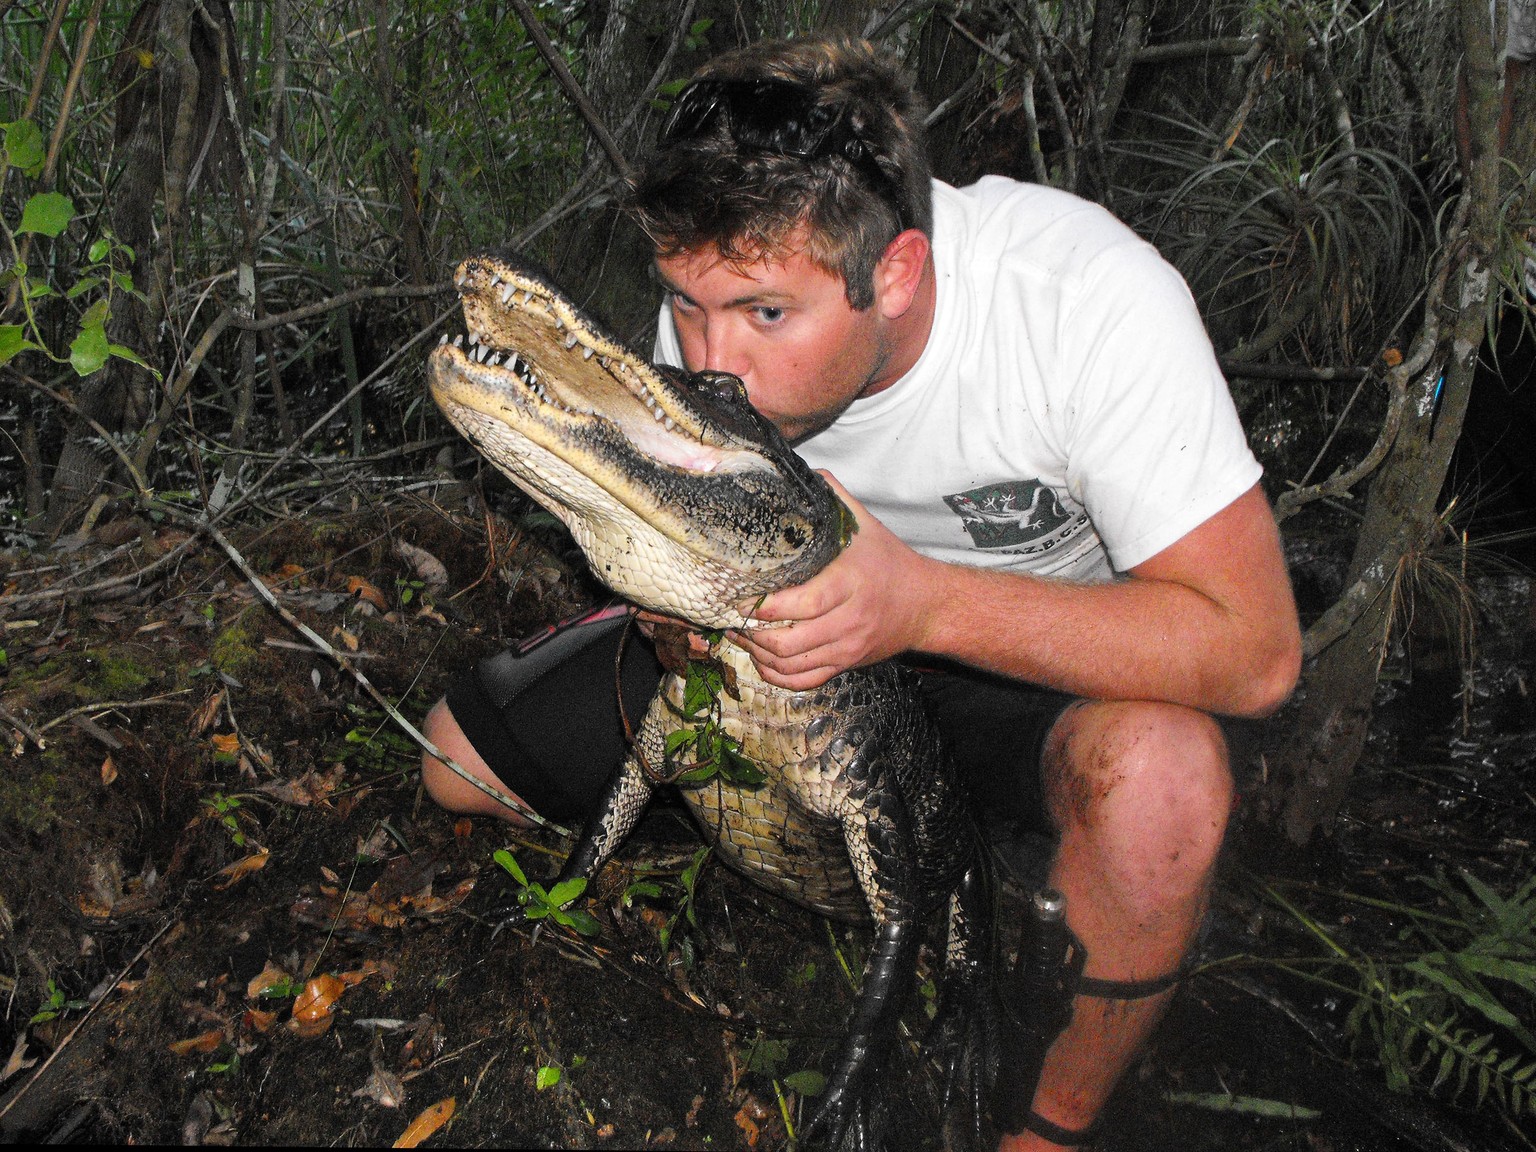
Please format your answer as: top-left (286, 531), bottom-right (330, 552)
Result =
top-left (872, 229), bottom-right (931, 320)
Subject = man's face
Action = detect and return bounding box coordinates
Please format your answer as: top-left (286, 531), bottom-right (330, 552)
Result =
top-left (655, 239), bottom-right (895, 443)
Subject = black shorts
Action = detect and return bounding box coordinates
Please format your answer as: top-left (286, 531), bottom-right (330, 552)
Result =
top-left (444, 613), bottom-right (1075, 831)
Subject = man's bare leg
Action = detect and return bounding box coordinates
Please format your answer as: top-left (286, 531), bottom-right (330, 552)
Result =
top-left (420, 697), bottom-right (539, 827)
top-left (1000, 700), bottom-right (1232, 1149)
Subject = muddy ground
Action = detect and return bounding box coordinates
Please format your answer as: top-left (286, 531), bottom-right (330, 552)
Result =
top-left (0, 488), bottom-right (1532, 1150)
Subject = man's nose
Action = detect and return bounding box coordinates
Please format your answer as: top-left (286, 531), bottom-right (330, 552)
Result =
top-left (700, 324), bottom-right (749, 378)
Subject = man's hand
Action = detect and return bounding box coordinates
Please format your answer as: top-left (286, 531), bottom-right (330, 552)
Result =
top-left (730, 474), bottom-right (935, 691)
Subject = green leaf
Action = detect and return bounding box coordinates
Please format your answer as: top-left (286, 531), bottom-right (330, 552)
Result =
top-left (65, 275), bottom-right (103, 300)
top-left (17, 191), bottom-right (75, 237)
top-left (546, 877), bottom-right (588, 907)
top-left (493, 848), bottom-right (528, 886)
top-left (560, 907), bottom-right (602, 936)
top-left (88, 237), bottom-right (111, 262)
top-left (781, 1069), bottom-right (825, 1096)
top-left (2, 119), bottom-right (46, 173)
top-left (69, 323), bottom-right (110, 375)
top-left (0, 325), bottom-right (43, 366)
top-left (1164, 1091), bottom-right (1321, 1120)
top-left (535, 1065), bottom-right (561, 1090)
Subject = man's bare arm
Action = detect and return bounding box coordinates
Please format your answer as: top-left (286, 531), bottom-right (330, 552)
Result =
top-left (735, 480), bottom-right (1301, 718)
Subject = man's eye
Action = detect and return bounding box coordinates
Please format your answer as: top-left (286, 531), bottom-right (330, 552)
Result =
top-left (669, 292), bottom-right (698, 314)
top-left (753, 306), bottom-right (785, 324)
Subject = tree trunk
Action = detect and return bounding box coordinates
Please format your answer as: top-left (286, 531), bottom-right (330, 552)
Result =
top-left (1267, 0), bottom-right (1528, 844)
top-left (41, 0), bottom-right (222, 533)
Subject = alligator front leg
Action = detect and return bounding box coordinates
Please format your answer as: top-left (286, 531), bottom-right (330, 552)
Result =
top-left (803, 786), bottom-right (921, 1150)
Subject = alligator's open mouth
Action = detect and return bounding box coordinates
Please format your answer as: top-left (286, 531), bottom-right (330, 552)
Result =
top-left (428, 254), bottom-right (769, 476)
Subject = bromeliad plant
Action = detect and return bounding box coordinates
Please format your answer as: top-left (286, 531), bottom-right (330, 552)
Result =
top-left (1258, 869), bottom-right (1536, 1122)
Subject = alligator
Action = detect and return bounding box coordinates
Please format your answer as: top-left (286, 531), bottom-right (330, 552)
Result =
top-left (428, 251), bottom-right (994, 1147)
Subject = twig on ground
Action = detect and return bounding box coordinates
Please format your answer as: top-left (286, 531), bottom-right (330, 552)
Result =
top-left (196, 518), bottom-right (570, 837)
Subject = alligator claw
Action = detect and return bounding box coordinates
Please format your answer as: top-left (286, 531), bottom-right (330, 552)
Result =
top-left (802, 1062), bottom-right (887, 1152)
top-left (923, 973), bottom-right (1002, 1151)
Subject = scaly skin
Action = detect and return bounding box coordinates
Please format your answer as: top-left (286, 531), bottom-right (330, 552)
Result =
top-left (429, 251), bottom-right (994, 1147)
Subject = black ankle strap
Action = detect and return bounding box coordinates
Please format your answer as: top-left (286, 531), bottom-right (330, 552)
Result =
top-left (1024, 1109), bottom-right (1102, 1147)
top-left (1076, 967), bottom-right (1182, 1000)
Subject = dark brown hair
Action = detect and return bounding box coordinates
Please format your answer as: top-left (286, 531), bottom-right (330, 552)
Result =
top-left (627, 36), bottom-right (931, 309)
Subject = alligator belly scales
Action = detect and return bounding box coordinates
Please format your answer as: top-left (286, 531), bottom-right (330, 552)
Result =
top-left (428, 251), bottom-right (993, 1146)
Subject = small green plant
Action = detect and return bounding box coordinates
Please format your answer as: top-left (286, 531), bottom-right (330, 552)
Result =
top-left (29, 978), bottom-right (88, 1024)
top-left (665, 636), bottom-right (765, 787)
top-left (493, 849), bottom-right (600, 937)
top-left (205, 792), bottom-right (246, 847)
top-left (395, 577), bottom-right (425, 606)
top-left (1, 121), bottom-right (156, 380)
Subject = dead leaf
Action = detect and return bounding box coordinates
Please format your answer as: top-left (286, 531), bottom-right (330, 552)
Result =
top-left (210, 732), bottom-right (240, 755)
top-left (394, 540), bottom-right (448, 590)
top-left (213, 849), bottom-right (269, 890)
top-left (241, 1007), bottom-right (280, 1035)
top-left (100, 755), bottom-right (117, 786)
top-left (453, 818), bottom-right (472, 842)
top-left (259, 765), bottom-right (344, 807)
top-left (335, 959), bottom-right (387, 987)
top-left (190, 690), bottom-right (225, 736)
top-left (287, 972), bottom-right (347, 1038)
top-left (346, 575), bottom-right (391, 611)
top-left (393, 1097), bottom-right (455, 1147)
top-left (292, 973), bottom-right (345, 1023)
top-left (168, 1028), bottom-right (225, 1056)
top-left (2, 1034), bottom-right (36, 1081)
top-left (333, 625), bottom-right (360, 652)
top-left (245, 960), bottom-right (292, 999)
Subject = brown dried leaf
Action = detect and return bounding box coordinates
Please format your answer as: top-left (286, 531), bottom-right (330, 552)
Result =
top-left (213, 849), bottom-right (269, 890)
top-left (241, 1007), bottom-right (279, 1035)
top-left (291, 973), bottom-right (345, 1023)
top-left (189, 690), bottom-right (225, 737)
top-left (245, 959), bottom-right (292, 999)
top-left (210, 732), bottom-right (240, 755)
top-left (393, 540), bottom-right (448, 590)
top-left (392, 1097), bottom-right (455, 1148)
top-left (345, 575), bottom-right (390, 611)
top-left (100, 755), bottom-right (117, 786)
top-left (168, 1028), bottom-right (225, 1056)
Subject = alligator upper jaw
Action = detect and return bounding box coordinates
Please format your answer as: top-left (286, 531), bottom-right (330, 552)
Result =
top-left (427, 256), bottom-right (769, 477)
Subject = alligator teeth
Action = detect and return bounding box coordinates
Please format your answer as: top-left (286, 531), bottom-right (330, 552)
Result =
top-left (455, 270), bottom-right (467, 289)
top-left (437, 333), bottom-right (448, 345)
top-left (452, 334), bottom-right (463, 347)
top-left (581, 345), bottom-right (595, 361)
top-left (487, 352), bottom-right (501, 367)
top-left (554, 316), bottom-right (565, 330)
top-left (500, 283), bottom-right (516, 305)
top-left (653, 406), bottom-right (664, 421)
top-left (563, 334), bottom-right (578, 350)
top-left (663, 417), bottom-right (676, 430)
top-left (643, 393), bottom-right (656, 409)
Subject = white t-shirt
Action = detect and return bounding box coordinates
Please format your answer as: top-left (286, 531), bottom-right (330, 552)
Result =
top-left (656, 176), bottom-right (1262, 583)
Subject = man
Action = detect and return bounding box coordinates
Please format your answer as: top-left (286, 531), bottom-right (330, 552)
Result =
top-left (421, 36), bottom-right (1301, 1149)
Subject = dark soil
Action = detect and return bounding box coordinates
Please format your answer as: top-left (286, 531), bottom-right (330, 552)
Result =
top-left (0, 496), bottom-right (1532, 1150)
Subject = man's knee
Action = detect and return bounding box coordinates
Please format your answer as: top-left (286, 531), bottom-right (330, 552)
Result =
top-left (1044, 700), bottom-right (1232, 884)
top-left (420, 697), bottom-right (536, 826)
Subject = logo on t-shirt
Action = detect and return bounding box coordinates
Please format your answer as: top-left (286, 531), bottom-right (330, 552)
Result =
top-left (943, 479), bottom-right (1090, 554)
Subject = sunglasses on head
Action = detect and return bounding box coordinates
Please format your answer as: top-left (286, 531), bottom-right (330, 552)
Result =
top-left (659, 77), bottom-right (907, 228)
